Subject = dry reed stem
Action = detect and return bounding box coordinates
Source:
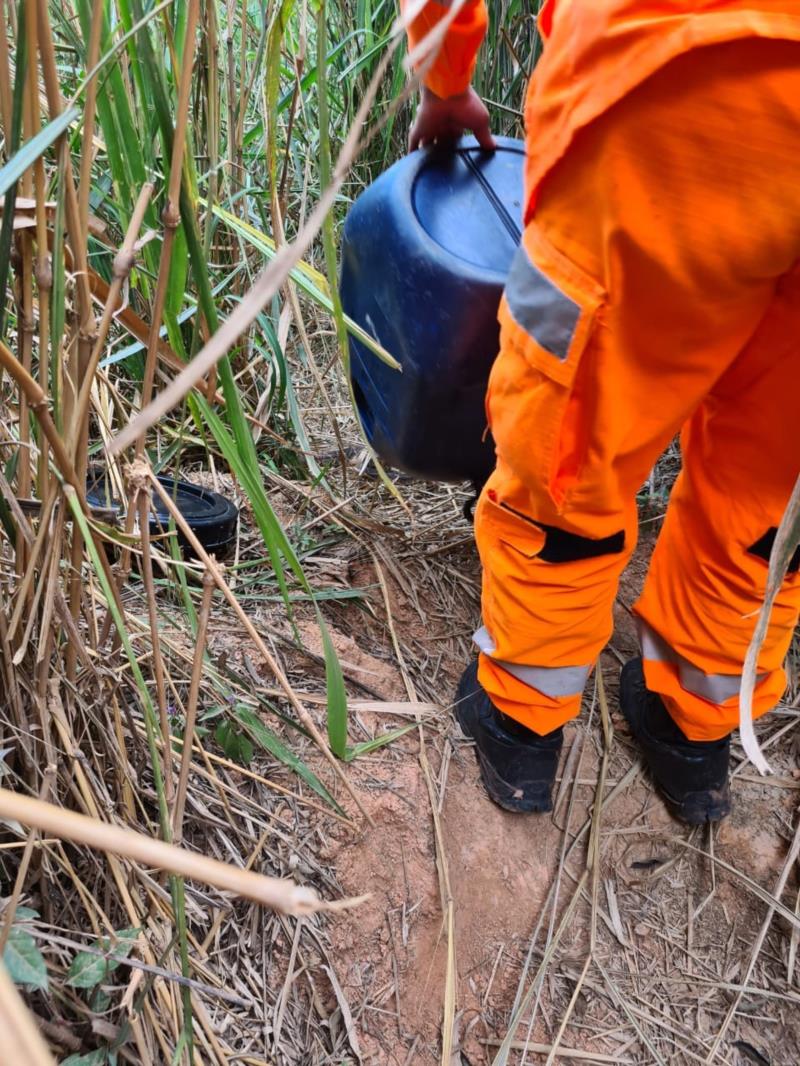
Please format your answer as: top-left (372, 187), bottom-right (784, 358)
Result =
top-left (137, 483), bottom-right (175, 803)
top-left (0, 767), bottom-right (55, 953)
top-left (136, 0), bottom-right (199, 456)
top-left (704, 806), bottom-right (800, 1061)
top-left (77, 0), bottom-right (104, 237)
top-left (34, 0), bottom-right (92, 322)
top-left (110, 36), bottom-right (403, 453)
top-left (70, 181), bottom-right (154, 450)
top-left (147, 466), bottom-right (374, 825)
top-left (484, 1038), bottom-right (633, 1063)
top-left (0, 961), bottom-right (56, 1066)
top-left (0, 787), bottom-right (363, 914)
top-left (173, 571), bottom-right (214, 842)
top-left (740, 470), bottom-right (800, 773)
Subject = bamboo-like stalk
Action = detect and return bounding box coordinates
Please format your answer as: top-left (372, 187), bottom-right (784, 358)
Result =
top-left (137, 483), bottom-right (174, 802)
top-left (69, 181), bottom-right (154, 455)
top-left (0, 961), bottom-right (55, 1066)
top-left (22, 0), bottom-right (50, 513)
top-left (0, 787), bottom-right (361, 913)
top-left (135, 0), bottom-right (199, 453)
top-left (34, 0), bottom-right (91, 319)
top-left (224, 0), bottom-right (236, 195)
top-left (0, 0), bottom-right (13, 133)
top-left (172, 570), bottom-right (214, 843)
top-left (147, 466), bottom-right (374, 825)
top-left (15, 0), bottom-right (37, 579)
top-left (34, 0), bottom-right (98, 678)
top-left (76, 0), bottom-right (103, 238)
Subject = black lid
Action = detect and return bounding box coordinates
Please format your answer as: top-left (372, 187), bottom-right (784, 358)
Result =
top-left (86, 469), bottom-right (238, 558)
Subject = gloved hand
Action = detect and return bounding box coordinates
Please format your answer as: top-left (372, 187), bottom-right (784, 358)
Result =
top-left (408, 86), bottom-right (496, 152)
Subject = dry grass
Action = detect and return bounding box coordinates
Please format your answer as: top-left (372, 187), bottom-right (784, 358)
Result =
top-left (0, 0), bottom-right (798, 1061)
top-left (270, 388), bottom-right (800, 1065)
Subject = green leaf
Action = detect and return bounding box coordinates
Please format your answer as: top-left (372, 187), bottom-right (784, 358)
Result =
top-left (214, 720), bottom-right (254, 767)
top-left (320, 620), bottom-right (348, 759)
top-left (0, 107), bottom-right (80, 201)
top-left (3, 927), bottom-right (48, 990)
top-left (13, 906), bottom-right (40, 921)
top-left (346, 725), bottom-right (415, 762)
top-left (90, 986), bottom-right (112, 1013)
top-left (232, 705), bottom-right (343, 814)
top-left (61, 1050), bottom-right (108, 1066)
top-left (66, 928), bottom-right (140, 989)
top-left (67, 951), bottom-right (111, 990)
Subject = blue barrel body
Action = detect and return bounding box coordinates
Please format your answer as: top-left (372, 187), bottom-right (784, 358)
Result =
top-left (340, 136), bottom-right (525, 484)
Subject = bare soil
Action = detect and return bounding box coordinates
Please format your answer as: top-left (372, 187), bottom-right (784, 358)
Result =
top-left (303, 520), bottom-right (800, 1066)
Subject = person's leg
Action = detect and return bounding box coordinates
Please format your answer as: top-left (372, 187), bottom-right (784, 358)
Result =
top-left (471, 39), bottom-right (800, 756)
top-left (635, 266), bottom-right (800, 742)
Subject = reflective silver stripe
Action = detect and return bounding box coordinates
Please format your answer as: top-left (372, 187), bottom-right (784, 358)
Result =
top-left (474, 626), bottom-right (497, 656)
top-left (473, 627), bottom-right (590, 698)
top-left (679, 663), bottom-right (743, 704)
top-left (505, 244), bottom-right (580, 361)
top-left (498, 660), bottom-right (591, 698)
top-left (638, 619), bottom-right (748, 704)
top-left (639, 622), bottom-right (673, 667)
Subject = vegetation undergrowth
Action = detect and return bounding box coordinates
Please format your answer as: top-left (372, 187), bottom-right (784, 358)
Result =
top-left (0, 0), bottom-right (535, 1060)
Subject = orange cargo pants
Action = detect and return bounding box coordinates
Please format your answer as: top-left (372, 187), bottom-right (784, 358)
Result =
top-left (475, 38), bottom-right (800, 742)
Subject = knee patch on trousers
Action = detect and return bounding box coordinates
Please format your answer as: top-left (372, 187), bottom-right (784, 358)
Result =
top-left (536, 521), bottom-right (625, 563)
top-left (748, 528), bottom-right (800, 574)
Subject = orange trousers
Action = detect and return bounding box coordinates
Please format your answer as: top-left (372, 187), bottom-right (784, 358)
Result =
top-left (476, 38), bottom-right (800, 741)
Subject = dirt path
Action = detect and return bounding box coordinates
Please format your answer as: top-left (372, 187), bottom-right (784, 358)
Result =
top-left (313, 526), bottom-right (800, 1065)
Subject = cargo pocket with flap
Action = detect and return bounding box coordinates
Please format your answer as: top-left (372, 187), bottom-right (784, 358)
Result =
top-left (486, 223), bottom-right (605, 511)
top-left (474, 487), bottom-right (547, 648)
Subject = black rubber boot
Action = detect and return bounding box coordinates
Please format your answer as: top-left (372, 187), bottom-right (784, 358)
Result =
top-left (619, 658), bottom-right (731, 825)
top-left (455, 660), bottom-right (563, 813)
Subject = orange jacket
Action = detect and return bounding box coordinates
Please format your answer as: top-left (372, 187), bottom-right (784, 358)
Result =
top-left (405, 1), bottom-right (800, 217)
top-left (402, 0), bottom-right (489, 99)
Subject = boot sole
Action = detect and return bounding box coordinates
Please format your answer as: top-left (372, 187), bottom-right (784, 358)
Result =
top-left (455, 702), bottom-right (553, 814)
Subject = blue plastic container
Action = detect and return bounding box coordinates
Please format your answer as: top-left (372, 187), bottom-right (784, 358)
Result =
top-left (340, 136), bottom-right (525, 484)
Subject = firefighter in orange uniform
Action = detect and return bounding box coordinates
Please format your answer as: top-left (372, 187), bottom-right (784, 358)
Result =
top-left (403, 0), bottom-right (800, 822)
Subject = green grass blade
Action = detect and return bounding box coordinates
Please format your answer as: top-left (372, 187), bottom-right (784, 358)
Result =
top-left (232, 704), bottom-right (344, 814)
top-left (346, 724), bottom-right (414, 761)
top-left (0, 0), bottom-right (27, 342)
top-left (0, 107), bottom-right (80, 200)
top-left (320, 620), bottom-right (347, 759)
top-left (203, 200), bottom-right (400, 369)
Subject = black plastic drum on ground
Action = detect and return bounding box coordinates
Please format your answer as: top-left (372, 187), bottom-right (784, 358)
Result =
top-left (86, 470), bottom-right (238, 559)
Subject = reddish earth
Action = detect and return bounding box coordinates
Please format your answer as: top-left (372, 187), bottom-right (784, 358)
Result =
top-left (303, 526), bottom-right (799, 1064)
